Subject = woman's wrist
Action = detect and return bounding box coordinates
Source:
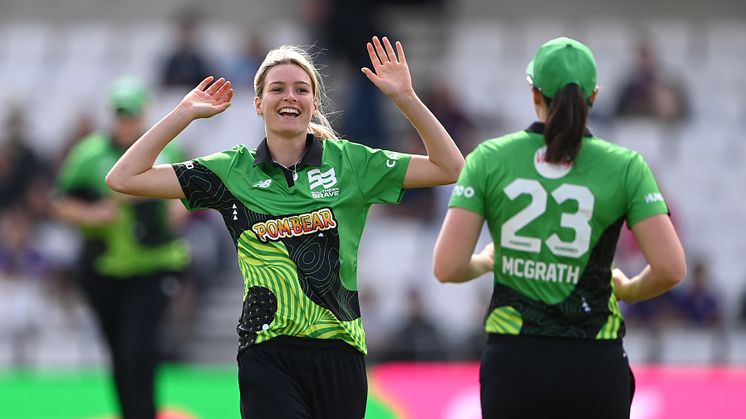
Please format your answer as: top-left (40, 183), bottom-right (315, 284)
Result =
top-left (390, 89), bottom-right (418, 107)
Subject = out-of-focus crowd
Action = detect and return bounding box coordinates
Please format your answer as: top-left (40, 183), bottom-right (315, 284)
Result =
top-left (2, 5), bottom-right (746, 368)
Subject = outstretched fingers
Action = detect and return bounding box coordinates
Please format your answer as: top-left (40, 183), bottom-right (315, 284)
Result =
top-left (366, 40), bottom-right (382, 70)
top-left (205, 77), bottom-right (227, 95)
top-left (372, 36), bottom-right (389, 64)
top-left (197, 76), bottom-right (214, 91)
top-left (215, 80), bottom-right (232, 100)
top-left (382, 37), bottom-right (398, 63)
top-left (395, 41), bottom-right (406, 64)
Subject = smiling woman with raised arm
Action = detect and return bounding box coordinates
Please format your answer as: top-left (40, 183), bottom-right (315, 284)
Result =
top-left (107, 36), bottom-right (463, 419)
top-left (433, 37), bottom-right (685, 419)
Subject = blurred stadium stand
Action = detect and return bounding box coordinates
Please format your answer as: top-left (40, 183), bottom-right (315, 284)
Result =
top-left (1, 0), bottom-right (746, 372)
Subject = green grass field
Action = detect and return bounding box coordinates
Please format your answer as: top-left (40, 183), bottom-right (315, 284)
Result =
top-left (0, 364), bottom-right (398, 419)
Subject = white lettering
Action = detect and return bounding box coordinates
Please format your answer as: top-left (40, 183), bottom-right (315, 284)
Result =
top-left (514, 258), bottom-right (524, 277)
top-left (524, 260), bottom-right (534, 278)
top-left (644, 192), bottom-right (664, 204)
top-left (502, 255), bottom-right (514, 276)
top-left (500, 256), bottom-right (581, 284)
top-left (567, 265), bottom-right (580, 284)
top-left (534, 261), bottom-right (547, 281)
top-left (546, 263), bottom-right (557, 282)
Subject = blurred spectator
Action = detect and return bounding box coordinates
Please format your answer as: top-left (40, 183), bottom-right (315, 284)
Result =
top-left (613, 38), bottom-right (690, 123)
top-left (221, 29), bottom-right (267, 95)
top-left (384, 128), bottom-right (438, 224)
top-left (160, 11), bottom-right (214, 90)
top-left (620, 293), bottom-right (679, 363)
top-left (304, 0), bottom-right (387, 148)
top-left (423, 81), bottom-right (482, 155)
top-left (0, 208), bottom-right (51, 367)
top-left (358, 283), bottom-right (388, 364)
top-left (0, 208), bottom-right (53, 282)
top-left (672, 258), bottom-right (721, 327)
top-left (385, 286), bottom-right (446, 361)
top-left (455, 287), bottom-right (492, 361)
top-left (739, 283), bottom-right (746, 328)
top-left (0, 105), bottom-right (50, 211)
top-left (52, 77), bottom-right (190, 419)
top-left (55, 111), bottom-right (96, 172)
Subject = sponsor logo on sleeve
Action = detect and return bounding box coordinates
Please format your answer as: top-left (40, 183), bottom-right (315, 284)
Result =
top-left (452, 184), bottom-right (476, 198)
top-left (385, 151), bottom-right (402, 168)
top-left (644, 192), bottom-right (665, 204)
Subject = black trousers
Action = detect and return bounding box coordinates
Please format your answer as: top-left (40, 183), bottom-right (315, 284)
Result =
top-left (80, 273), bottom-right (171, 419)
top-left (480, 334), bottom-right (635, 419)
top-left (237, 336), bottom-right (368, 419)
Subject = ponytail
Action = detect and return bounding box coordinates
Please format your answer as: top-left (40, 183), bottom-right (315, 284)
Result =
top-left (543, 84), bottom-right (588, 164)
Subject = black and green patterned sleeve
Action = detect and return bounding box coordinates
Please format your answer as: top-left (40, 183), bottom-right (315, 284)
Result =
top-left (172, 161), bottom-right (230, 211)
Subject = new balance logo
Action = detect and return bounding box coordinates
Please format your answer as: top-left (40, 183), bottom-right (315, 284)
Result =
top-left (253, 179), bottom-right (272, 189)
top-left (308, 168), bottom-right (337, 190)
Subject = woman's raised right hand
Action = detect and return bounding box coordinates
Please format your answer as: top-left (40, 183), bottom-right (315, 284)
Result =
top-left (180, 76), bottom-right (234, 119)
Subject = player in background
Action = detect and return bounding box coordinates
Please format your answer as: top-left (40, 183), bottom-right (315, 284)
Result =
top-left (433, 37), bottom-right (685, 419)
top-left (105, 36), bottom-right (463, 418)
top-left (53, 77), bottom-right (190, 419)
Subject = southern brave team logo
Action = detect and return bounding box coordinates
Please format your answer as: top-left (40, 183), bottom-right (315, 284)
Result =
top-left (308, 168), bottom-right (337, 189)
top-left (308, 168), bottom-right (340, 199)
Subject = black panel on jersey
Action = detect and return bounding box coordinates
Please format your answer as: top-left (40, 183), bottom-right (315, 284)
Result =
top-left (487, 217), bottom-right (625, 339)
top-left (238, 286), bottom-right (278, 349)
top-left (175, 161), bottom-right (360, 334)
top-left (174, 161), bottom-right (254, 243)
top-left (282, 225), bottom-right (360, 321)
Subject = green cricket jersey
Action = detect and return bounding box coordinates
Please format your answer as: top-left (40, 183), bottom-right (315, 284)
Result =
top-left (449, 123), bottom-right (669, 340)
top-left (172, 135), bottom-right (411, 354)
top-left (56, 133), bottom-right (190, 278)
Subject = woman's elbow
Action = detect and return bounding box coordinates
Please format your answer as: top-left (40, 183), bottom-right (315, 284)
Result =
top-left (446, 159), bottom-right (465, 183)
top-left (433, 262), bottom-right (460, 283)
top-left (654, 260), bottom-right (687, 289)
top-left (668, 262), bottom-right (687, 286)
top-left (105, 171), bottom-right (126, 193)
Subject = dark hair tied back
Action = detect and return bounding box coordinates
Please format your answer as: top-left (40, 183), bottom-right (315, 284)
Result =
top-left (543, 84), bottom-right (588, 164)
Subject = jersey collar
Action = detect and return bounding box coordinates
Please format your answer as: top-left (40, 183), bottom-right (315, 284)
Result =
top-left (253, 134), bottom-right (323, 168)
top-left (525, 122), bottom-right (594, 137)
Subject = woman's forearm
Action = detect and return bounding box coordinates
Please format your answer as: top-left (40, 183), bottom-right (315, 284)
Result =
top-left (106, 105), bottom-right (193, 192)
top-left (616, 265), bottom-right (685, 304)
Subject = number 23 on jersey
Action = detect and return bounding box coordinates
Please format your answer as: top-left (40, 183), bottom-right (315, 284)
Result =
top-left (501, 178), bottom-right (595, 259)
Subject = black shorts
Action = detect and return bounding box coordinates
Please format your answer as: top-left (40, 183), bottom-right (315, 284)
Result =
top-left (237, 336), bottom-right (367, 419)
top-left (480, 334), bottom-right (635, 419)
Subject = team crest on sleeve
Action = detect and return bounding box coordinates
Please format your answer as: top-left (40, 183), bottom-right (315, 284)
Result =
top-left (308, 168), bottom-right (340, 199)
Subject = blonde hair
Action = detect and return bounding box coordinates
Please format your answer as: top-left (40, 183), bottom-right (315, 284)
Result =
top-left (254, 45), bottom-right (337, 140)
